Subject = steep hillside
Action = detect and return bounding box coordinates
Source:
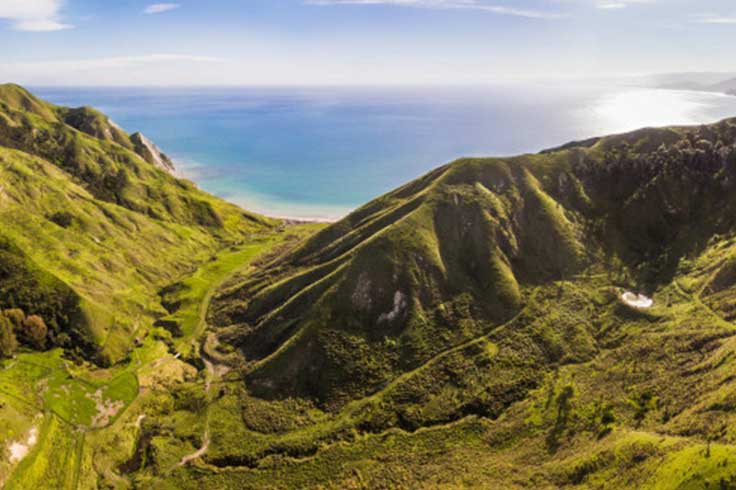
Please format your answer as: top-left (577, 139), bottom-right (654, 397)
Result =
top-left (6, 83), bottom-right (736, 490)
top-left (0, 85), bottom-right (275, 363)
top-left (123, 116), bottom-right (736, 489)
top-left (208, 120), bottom-right (736, 408)
top-left (0, 84), bottom-right (252, 227)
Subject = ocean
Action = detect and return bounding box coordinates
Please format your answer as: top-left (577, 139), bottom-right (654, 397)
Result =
top-left (34, 83), bottom-right (736, 220)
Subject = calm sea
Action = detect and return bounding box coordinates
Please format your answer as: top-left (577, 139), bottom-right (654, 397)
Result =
top-left (34, 83), bottom-right (736, 220)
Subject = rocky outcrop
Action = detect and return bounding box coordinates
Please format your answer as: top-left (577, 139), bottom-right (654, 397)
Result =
top-left (131, 132), bottom-right (176, 174)
top-left (60, 106), bottom-right (134, 150)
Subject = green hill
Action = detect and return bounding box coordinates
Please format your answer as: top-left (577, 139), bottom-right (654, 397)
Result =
top-left (172, 117), bottom-right (736, 489)
top-left (0, 84), bottom-right (275, 363)
top-left (207, 122), bottom-right (736, 408)
top-left (4, 85), bottom-right (736, 489)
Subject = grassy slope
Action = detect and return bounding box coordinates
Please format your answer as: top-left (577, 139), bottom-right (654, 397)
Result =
top-left (208, 152), bottom-right (590, 407)
top-left (0, 83), bottom-right (265, 230)
top-left (0, 85), bottom-right (276, 363)
top-left (0, 223), bottom-right (323, 489)
top-left (129, 118), bottom-right (736, 489)
top-left (5, 83), bottom-right (736, 489)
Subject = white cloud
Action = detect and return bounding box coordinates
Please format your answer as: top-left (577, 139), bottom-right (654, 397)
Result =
top-left (594, 0), bottom-right (652, 9)
top-left (0, 53), bottom-right (224, 85)
top-left (143, 3), bottom-right (181, 15)
top-left (305, 0), bottom-right (566, 19)
top-left (0, 0), bottom-right (72, 31)
top-left (693, 13), bottom-right (736, 24)
top-left (10, 53), bottom-right (222, 69)
top-left (596, 3), bottom-right (627, 9)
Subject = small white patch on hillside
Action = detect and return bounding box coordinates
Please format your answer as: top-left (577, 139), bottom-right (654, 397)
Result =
top-left (352, 273), bottom-right (373, 311)
top-left (378, 291), bottom-right (407, 322)
top-left (621, 291), bottom-right (653, 309)
top-left (8, 426), bottom-right (38, 463)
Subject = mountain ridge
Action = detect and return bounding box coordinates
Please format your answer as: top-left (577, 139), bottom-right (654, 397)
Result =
top-left (0, 84), bottom-right (275, 363)
top-left (2, 86), bottom-right (736, 489)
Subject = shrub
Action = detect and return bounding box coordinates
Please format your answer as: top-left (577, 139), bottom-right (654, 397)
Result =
top-left (173, 383), bottom-right (208, 412)
top-left (54, 332), bottom-right (71, 347)
top-left (0, 314), bottom-right (18, 358)
top-left (3, 308), bottom-right (25, 330)
top-left (48, 211), bottom-right (75, 228)
top-left (22, 315), bottom-right (47, 350)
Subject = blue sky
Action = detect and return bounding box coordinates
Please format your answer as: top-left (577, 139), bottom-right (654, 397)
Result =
top-left (0, 0), bottom-right (735, 85)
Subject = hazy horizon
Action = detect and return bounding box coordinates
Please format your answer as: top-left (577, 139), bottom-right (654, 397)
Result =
top-left (3, 1), bottom-right (736, 86)
top-left (35, 82), bottom-right (736, 220)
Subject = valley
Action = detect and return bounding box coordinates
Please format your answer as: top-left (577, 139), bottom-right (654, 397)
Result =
top-left (0, 222), bottom-right (321, 488)
top-left (3, 85), bottom-right (736, 489)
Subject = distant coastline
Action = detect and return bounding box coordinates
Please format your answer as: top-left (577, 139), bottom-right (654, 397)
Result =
top-left (647, 72), bottom-right (736, 96)
top-left (36, 83), bottom-right (736, 221)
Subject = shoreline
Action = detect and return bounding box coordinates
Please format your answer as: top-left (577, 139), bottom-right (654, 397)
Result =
top-left (273, 214), bottom-right (340, 225)
top-left (172, 165), bottom-right (345, 224)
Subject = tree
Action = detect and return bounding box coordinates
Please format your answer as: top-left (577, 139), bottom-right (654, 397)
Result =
top-left (22, 315), bottom-right (47, 350)
top-left (0, 314), bottom-right (18, 358)
top-left (3, 308), bottom-right (25, 331)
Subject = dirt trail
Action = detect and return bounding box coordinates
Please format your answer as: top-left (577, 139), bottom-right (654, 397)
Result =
top-left (178, 430), bottom-right (210, 467)
top-left (178, 354), bottom-right (217, 467)
top-left (203, 358), bottom-right (214, 393)
top-left (173, 227), bottom-right (306, 469)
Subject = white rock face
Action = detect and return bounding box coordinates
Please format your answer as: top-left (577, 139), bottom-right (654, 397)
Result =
top-left (131, 132), bottom-right (176, 174)
top-left (378, 291), bottom-right (407, 322)
top-left (351, 272), bottom-right (373, 311)
top-left (621, 291), bottom-right (653, 309)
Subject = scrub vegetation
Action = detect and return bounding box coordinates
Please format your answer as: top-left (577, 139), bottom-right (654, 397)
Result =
top-left (3, 85), bottom-right (736, 489)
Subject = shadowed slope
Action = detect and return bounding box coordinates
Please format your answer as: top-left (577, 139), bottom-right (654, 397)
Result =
top-left (209, 118), bottom-right (736, 410)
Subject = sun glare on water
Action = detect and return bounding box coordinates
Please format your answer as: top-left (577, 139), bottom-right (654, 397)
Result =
top-left (592, 88), bottom-right (724, 134)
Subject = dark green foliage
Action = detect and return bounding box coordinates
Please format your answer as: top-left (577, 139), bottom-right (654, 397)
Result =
top-left (0, 313), bottom-right (18, 358)
top-left (173, 383), bottom-right (208, 413)
top-left (21, 314), bottom-right (47, 350)
top-left (0, 239), bottom-right (85, 347)
top-left (47, 211), bottom-right (75, 228)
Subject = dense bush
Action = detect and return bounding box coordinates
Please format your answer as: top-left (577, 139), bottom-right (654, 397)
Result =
top-left (0, 309), bottom-right (48, 353)
top-left (48, 211), bottom-right (75, 228)
top-left (22, 314), bottom-right (47, 350)
top-left (0, 313), bottom-right (17, 358)
top-left (0, 239), bottom-right (83, 342)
